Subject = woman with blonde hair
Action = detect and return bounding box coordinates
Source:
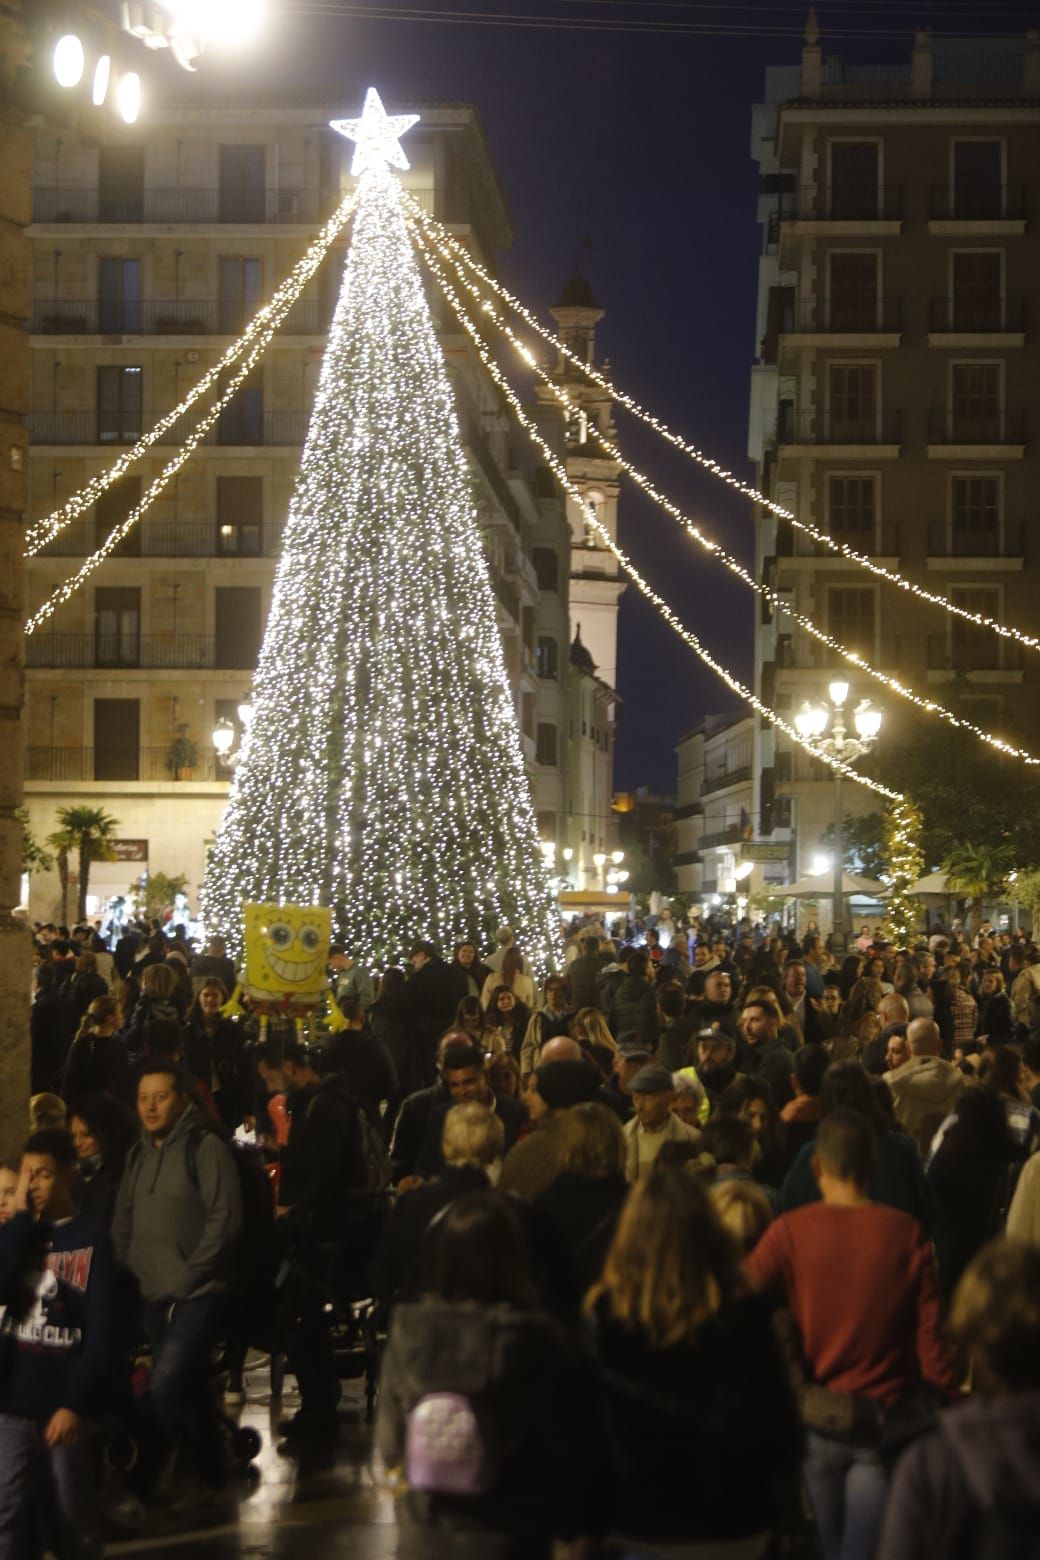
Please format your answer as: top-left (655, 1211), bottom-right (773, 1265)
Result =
top-left (585, 1166), bottom-right (801, 1555)
top-left (571, 1005), bottom-right (618, 1075)
top-left (711, 1179), bottom-right (774, 1256)
top-left (62, 994), bottom-right (132, 1105)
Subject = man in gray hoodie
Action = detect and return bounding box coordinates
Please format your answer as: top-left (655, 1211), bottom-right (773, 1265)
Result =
top-left (112, 1062), bottom-right (242, 1498)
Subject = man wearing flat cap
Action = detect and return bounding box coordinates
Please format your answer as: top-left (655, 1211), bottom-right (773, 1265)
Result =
top-left (623, 1063), bottom-right (701, 1182)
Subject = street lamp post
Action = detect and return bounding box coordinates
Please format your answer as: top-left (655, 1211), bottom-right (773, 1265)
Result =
top-left (794, 679), bottom-right (883, 953)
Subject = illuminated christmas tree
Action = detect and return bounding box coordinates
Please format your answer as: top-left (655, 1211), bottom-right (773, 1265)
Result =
top-left (883, 798), bottom-right (924, 948)
top-left (202, 90), bottom-right (559, 971)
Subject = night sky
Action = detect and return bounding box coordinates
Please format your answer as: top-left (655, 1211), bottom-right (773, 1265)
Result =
top-left (185, 1), bottom-right (1034, 795)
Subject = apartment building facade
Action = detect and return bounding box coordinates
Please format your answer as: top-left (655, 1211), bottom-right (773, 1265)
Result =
top-left (675, 714), bottom-right (760, 904)
top-left (748, 27), bottom-right (1040, 889)
top-left (24, 98), bottom-right (591, 921)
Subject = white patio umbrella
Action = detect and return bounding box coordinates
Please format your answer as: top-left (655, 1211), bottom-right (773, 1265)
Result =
top-left (781, 872), bottom-right (885, 898)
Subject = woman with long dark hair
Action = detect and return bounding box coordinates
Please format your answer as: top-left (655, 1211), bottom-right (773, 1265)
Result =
top-left (927, 1087), bottom-right (1020, 1302)
top-left (376, 1190), bottom-right (598, 1557)
top-left (69, 1089), bottom-right (138, 1227)
top-left (450, 940), bottom-right (492, 1002)
top-left (483, 985), bottom-right (531, 1060)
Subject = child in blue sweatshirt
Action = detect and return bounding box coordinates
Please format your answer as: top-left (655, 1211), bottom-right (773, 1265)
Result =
top-left (0, 1126), bottom-right (112, 1558)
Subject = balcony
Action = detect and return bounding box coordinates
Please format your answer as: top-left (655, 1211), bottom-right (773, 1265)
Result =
top-left (925, 520), bottom-right (1024, 560)
top-left (776, 408), bottom-right (901, 449)
top-left (780, 297), bottom-right (902, 337)
top-left (929, 185), bottom-right (1026, 222)
top-left (928, 296), bottom-right (1025, 339)
top-left (701, 765), bottom-right (752, 797)
top-left (32, 185), bottom-right (335, 225)
top-left (780, 185), bottom-right (903, 222)
top-left (699, 824), bottom-right (746, 850)
top-left (464, 415), bottom-right (525, 538)
top-left (926, 634), bottom-right (1023, 674)
top-left (26, 634), bottom-right (255, 669)
top-left (776, 522), bottom-right (901, 560)
top-left (26, 747), bottom-right (226, 782)
top-left (34, 520), bottom-right (279, 559)
top-left (30, 298), bottom-right (333, 336)
top-left (927, 409), bottom-right (1025, 452)
top-left (27, 410), bottom-right (307, 447)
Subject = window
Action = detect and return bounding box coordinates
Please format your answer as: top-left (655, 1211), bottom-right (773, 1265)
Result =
top-left (951, 363), bottom-right (1001, 442)
top-left (951, 476), bottom-right (1000, 555)
top-left (98, 258), bottom-right (140, 333)
top-left (218, 257), bottom-right (262, 334)
top-left (218, 145), bottom-right (266, 223)
top-left (96, 365), bottom-right (142, 443)
top-left (827, 587), bottom-right (876, 658)
top-left (827, 475), bottom-right (876, 540)
top-left (217, 369), bottom-right (263, 445)
top-left (827, 363), bottom-right (877, 441)
top-left (98, 145), bottom-right (144, 221)
top-left (827, 253), bottom-right (878, 331)
top-left (951, 251), bottom-right (1002, 331)
top-left (536, 811), bottom-right (557, 840)
top-left (521, 693), bottom-right (535, 740)
top-left (951, 586), bottom-right (1000, 669)
top-left (536, 636), bottom-right (558, 680)
top-left (93, 698), bottom-right (139, 781)
top-left (95, 475), bottom-right (141, 557)
top-left (521, 606), bottom-right (535, 656)
top-left (216, 476), bottom-right (262, 555)
top-left (829, 142), bottom-right (879, 218)
top-left (953, 140), bottom-right (1003, 220)
top-left (95, 588), bottom-right (140, 667)
top-left (536, 722), bottom-right (558, 767)
top-left (532, 547), bottom-right (559, 593)
top-left (215, 587), bottom-right (262, 669)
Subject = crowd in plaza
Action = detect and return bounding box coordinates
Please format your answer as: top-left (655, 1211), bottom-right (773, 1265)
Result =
top-left (3, 908), bottom-right (1040, 1557)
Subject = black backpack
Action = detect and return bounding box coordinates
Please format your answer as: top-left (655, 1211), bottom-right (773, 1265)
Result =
top-left (184, 1124), bottom-right (276, 1284)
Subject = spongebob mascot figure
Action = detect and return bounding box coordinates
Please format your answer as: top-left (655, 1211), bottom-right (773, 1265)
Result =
top-left (242, 903), bottom-right (332, 1044)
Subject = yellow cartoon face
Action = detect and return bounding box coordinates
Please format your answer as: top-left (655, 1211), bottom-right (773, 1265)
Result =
top-left (242, 903), bottom-right (332, 1001)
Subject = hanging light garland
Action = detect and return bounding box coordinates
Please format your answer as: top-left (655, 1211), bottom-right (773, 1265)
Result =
top-left (411, 226), bottom-right (1039, 770)
top-left (25, 188), bottom-right (359, 558)
top-left (405, 194), bottom-right (1040, 656)
top-left (416, 231), bottom-right (907, 812)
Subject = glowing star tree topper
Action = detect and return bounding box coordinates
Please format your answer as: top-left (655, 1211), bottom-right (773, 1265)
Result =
top-left (201, 88), bottom-right (561, 976)
top-left (329, 87), bottom-right (419, 176)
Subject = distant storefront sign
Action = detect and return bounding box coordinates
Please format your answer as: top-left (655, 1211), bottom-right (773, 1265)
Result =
top-left (112, 839), bottom-right (148, 863)
top-left (740, 841), bottom-right (791, 863)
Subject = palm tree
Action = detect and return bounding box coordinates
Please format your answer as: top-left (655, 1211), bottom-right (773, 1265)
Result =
top-left (52, 806), bottom-right (120, 923)
top-left (943, 841), bottom-right (1015, 935)
top-left (45, 824), bottom-right (74, 925)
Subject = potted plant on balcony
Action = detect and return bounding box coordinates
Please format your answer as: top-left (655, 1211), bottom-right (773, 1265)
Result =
top-left (167, 726), bottom-right (198, 781)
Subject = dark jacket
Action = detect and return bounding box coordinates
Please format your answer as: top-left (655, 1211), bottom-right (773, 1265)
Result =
top-left (566, 951), bottom-right (607, 1012)
top-left (369, 1164), bottom-right (488, 1302)
top-left (325, 1027), bottom-right (398, 1127)
top-left (390, 1080), bottom-right (450, 1182)
top-left (586, 1291), bottom-right (803, 1544)
top-left (976, 990), bottom-right (1014, 1046)
top-left (607, 973), bottom-right (658, 1048)
top-left (112, 1102), bottom-right (243, 1302)
top-left (376, 1298), bottom-right (602, 1555)
top-left (30, 989), bottom-right (75, 1095)
top-left (532, 1170), bottom-right (628, 1319)
top-left (417, 1093), bottom-right (527, 1180)
top-left (743, 1035), bottom-right (795, 1107)
top-left (403, 958), bottom-right (460, 1067)
top-left (182, 1014), bottom-right (253, 1130)
top-left (280, 1075), bottom-right (365, 1235)
top-left (62, 1029), bottom-right (133, 1106)
top-left (64, 969), bottom-right (109, 1021)
top-left (880, 1392), bottom-right (1040, 1560)
top-left (781, 1129), bottom-right (934, 1228)
top-left (369, 993), bottom-right (422, 1100)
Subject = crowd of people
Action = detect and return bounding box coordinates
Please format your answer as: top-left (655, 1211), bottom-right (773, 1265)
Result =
top-left (3, 910), bottom-right (1040, 1557)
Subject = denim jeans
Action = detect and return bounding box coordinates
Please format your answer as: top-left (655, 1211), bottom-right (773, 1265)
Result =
top-left (0, 1412), bottom-right (101, 1560)
top-left (804, 1431), bottom-right (887, 1560)
top-left (135, 1292), bottom-right (227, 1491)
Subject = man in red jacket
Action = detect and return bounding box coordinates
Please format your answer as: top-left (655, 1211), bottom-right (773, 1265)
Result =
top-left (747, 1108), bottom-right (955, 1560)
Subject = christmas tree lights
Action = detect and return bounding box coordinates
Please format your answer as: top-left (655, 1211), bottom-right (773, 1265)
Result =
top-left (407, 195), bottom-right (1040, 657)
top-left (201, 91), bottom-right (560, 973)
top-left (416, 231), bottom-right (906, 812)
top-left (422, 238), bottom-right (1039, 768)
top-left (883, 800), bottom-right (924, 947)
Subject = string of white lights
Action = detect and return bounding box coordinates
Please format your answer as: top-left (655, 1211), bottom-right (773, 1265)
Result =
top-left (418, 228), bottom-right (1040, 769)
top-left (25, 189), bottom-right (359, 558)
top-left (406, 193), bottom-right (1040, 655)
top-left (415, 228), bottom-right (906, 811)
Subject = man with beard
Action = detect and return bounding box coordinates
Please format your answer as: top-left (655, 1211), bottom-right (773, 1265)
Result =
top-left (693, 1029), bottom-right (744, 1111)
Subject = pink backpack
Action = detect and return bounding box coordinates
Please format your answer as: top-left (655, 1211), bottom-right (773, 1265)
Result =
top-left (404, 1392), bottom-right (498, 1496)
